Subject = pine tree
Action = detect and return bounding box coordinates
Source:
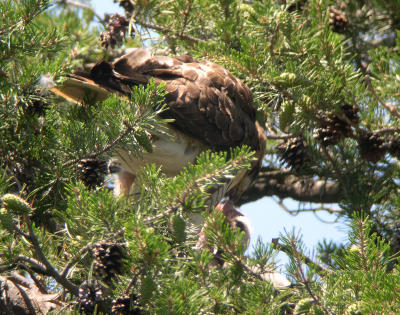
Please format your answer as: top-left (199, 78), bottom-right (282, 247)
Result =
top-left (1, 0), bottom-right (400, 313)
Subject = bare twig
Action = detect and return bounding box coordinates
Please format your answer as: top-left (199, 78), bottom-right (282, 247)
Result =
top-left (8, 272), bottom-right (33, 288)
top-left (124, 268), bottom-right (141, 295)
top-left (24, 216), bottom-right (79, 296)
top-left (60, 245), bottom-right (91, 278)
top-left (12, 221), bottom-right (30, 239)
top-left (56, 0), bottom-right (105, 25)
top-left (143, 206), bottom-right (177, 224)
top-left (266, 133), bottom-right (297, 140)
top-left (135, 19), bottom-right (206, 44)
top-left (365, 75), bottom-right (400, 119)
top-left (5, 168), bottom-right (23, 196)
top-left (320, 145), bottom-right (349, 201)
top-left (272, 238), bottom-right (330, 276)
top-left (63, 124), bottom-right (135, 167)
top-left (374, 127), bottom-right (400, 135)
top-left (180, 0), bottom-right (193, 37)
top-left (312, 211), bottom-right (340, 224)
top-left (26, 270), bottom-right (48, 294)
top-left (274, 198), bottom-right (341, 217)
top-left (238, 168), bottom-right (342, 206)
top-left (15, 256), bottom-right (47, 274)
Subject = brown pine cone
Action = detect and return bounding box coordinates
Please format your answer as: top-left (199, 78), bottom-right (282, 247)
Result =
top-left (341, 104), bottom-right (359, 125)
top-left (314, 104), bottom-right (359, 146)
top-left (277, 137), bottom-right (310, 171)
top-left (329, 6), bottom-right (349, 33)
top-left (78, 280), bottom-right (108, 314)
top-left (77, 158), bottom-right (107, 189)
top-left (100, 14), bottom-right (131, 48)
top-left (92, 241), bottom-right (127, 282)
top-left (358, 131), bottom-right (387, 163)
top-left (314, 114), bottom-right (348, 146)
top-left (112, 293), bottom-right (142, 314)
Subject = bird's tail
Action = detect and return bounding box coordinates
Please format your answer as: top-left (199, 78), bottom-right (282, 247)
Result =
top-left (51, 73), bottom-right (111, 105)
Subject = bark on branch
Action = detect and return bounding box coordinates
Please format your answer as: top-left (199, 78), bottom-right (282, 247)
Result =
top-left (237, 168), bottom-right (342, 206)
top-left (0, 273), bottom-right (64, 314)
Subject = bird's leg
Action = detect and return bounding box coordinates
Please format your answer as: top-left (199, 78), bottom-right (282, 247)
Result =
top-left (114, 170), bottom-right (136, 196)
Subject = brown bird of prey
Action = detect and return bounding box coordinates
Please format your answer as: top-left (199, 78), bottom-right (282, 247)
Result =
top-left (52, 48), bottom-right (266, 249)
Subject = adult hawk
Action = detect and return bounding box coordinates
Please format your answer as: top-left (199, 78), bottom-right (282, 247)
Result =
top-left (52, 48), bottom-right (266, 248)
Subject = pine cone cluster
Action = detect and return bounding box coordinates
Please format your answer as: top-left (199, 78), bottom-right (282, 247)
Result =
top-left (358, 131), bottom-right (386, 163)
top-left (100, 14), bottom-right (131, 48)
top-left (78, 280), bottom-right (108, 314)
top-left (329, 6), bottom-right (349, 33)
top-left (277, 137), bottom-right (310, 171)
top-left (92, 241), bottom-right (126, 282)
top-left (314, 104), bottom-right (359, 146)
top-left (77, 158), bottom-right (107, 189)
top-left (112, 293), bottom-right (142, 314)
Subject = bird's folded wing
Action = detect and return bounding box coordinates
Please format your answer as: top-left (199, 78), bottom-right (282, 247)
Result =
top-left (51, 48), bottom-right (266, 201)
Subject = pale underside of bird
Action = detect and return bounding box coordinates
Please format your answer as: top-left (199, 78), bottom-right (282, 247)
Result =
top-left (52, 48), bottom-right (266, 252)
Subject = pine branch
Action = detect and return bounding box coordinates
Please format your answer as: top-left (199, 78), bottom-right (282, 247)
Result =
top-left (274, 198), bottom-right (342, 217)
top-left (60, 244), bottom-right (91, 278)
top-left (12, 221), bottom-right (30, 239)
top-left (143, 206), bottom-right (178, 224)
top-left (15, 256), bottom-right (47, 275)
top-left (179, 0), bottom-right (193, 37)
top-left (272, 238), bottom-right (330, 276)
top-left (63, 123), bottom-right (135, 167)
top-left (365, 75), bottom-right (400, 120)
top-left (5, 168), bottom-right (24, 196)
top-left (26, 270), bottom-right (48, 294)
top-left (319, 145), bottom-right (349, 200)
top-left (237, 167), bottom-right (342, 206)
top-left (0, 2), bottom-right (46, 36)
top-left (277, 237), bottom-right (332, 314)
top-left (56, 0), bottom-right (105, 25)
top-left (266, 133), bottom-right (297, 140)
top-left (24, 216), bottom-right (79, 296)
top-left (135, 18), bottom-right (206, 44)
top-left (60, 228), bottom-right (125, 278)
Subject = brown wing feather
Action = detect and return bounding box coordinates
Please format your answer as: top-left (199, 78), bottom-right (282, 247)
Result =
top-left (116, 52), bottom-right (259, 152)
top-left (53, 48), bottom-right (266, 201)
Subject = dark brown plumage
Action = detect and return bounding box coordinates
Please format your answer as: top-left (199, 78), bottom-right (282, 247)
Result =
top-left (52, 48), bottom-right (266, 203)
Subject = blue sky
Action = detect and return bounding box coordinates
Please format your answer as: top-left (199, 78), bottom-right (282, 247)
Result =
top-left (91, 0), bottom-right (349, 262)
